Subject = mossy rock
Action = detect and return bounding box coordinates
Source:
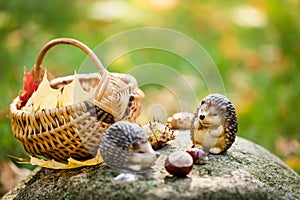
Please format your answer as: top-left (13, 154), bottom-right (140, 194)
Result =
top-left (3, 131), bottom-right (300, 200)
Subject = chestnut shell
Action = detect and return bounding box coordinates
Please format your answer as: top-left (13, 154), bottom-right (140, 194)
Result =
top-left (165, 151), bottom-right (193, 177)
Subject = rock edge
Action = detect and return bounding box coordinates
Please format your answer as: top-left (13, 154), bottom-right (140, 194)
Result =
top-left (2, 131), bottom-right (300, 200)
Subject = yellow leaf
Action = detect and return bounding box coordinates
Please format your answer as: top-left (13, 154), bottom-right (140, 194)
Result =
top-left (24, 71), bottom-right (61, 111)
top-left (30, 157), bottom-right (67, 169)
top-left (59, 73), bottom-right (95, 107)
top-left (17, 151), bottom-right (103, 169)
top-left (29, 156), bottom-right (102, 169)
top-left (23, 71), bottom-right (96, 111)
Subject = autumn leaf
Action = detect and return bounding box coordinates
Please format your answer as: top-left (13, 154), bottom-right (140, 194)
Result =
top-left (59, 73), bottom-right (95, 107)
top-left (14, 150), bottom-right (103, 169)
top-left (22, 71), bottom-right (96, 111)
top-left (0, 161), bottom-right (31, 193)
top-left (23, 71), bottom-right (61, 111)
top-left (17, 67), bottom-right (39, 109)
top-left (23, 67), bottom-right (39, 97)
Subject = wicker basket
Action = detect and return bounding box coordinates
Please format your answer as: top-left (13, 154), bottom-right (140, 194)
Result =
top-left (10, 38), bottom-right (144, 162)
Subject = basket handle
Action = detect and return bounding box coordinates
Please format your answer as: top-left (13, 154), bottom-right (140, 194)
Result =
top-left (33, 38), bottom-right (107, 83)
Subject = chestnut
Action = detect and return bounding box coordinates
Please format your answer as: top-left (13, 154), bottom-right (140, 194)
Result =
top-left (165, 151), bottom-right (193, 177)
top-left (186, 148), bottom-right (208, 165)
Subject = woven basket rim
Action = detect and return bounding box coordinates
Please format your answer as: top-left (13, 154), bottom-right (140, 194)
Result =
top-left (10, 72), bottom-right (140, 115)
top-left (49, 72), bottom-right (101, 85)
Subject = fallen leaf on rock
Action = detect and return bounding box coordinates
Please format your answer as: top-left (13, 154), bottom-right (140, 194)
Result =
top-left (15, 151), bottom-right (103, 169)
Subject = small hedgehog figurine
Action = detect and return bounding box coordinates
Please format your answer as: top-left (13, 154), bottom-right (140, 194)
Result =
top-left (99, 121), bottom-right (159, 172)
top-left (191, 93), bottom-right (238, 154)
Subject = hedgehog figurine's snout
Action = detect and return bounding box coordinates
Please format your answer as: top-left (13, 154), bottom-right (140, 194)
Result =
top-left (191, 93), bottom-right (238, 154)
top-left (127, 139), bottom-right (160, 171)
top-left (129, 138), bottom-right (155, 154)
top-left (199, 114), bottom-right (205, 120)
top-left (99, 121), bottom-right (158, 172)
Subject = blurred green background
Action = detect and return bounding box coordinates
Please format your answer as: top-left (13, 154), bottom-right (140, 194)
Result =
top-left (0, 0), bottom-right (299, 186)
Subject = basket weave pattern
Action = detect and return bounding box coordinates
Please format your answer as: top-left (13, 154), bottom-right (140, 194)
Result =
top-left (10, 38), bottom-right (144, 162)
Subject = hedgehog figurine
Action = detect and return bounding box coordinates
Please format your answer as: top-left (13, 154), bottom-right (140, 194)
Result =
top-left (191, 93), bottom-right (238, 154)
top-left (99, 121), bottom-right (159, 172)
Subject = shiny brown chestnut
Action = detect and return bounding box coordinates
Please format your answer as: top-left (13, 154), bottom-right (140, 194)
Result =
top-left (186, 148), bottom-right (208, 165)
top-left (165, 151), bottom-right (193, 177)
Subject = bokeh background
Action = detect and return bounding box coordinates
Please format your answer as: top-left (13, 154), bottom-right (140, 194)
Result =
top-left (0, 0), bottom-right (299, 195)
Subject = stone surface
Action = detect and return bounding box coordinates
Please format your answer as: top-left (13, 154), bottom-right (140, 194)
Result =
top-left (2, 131), bottom-right (300, 200)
